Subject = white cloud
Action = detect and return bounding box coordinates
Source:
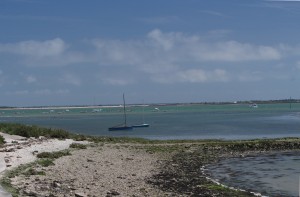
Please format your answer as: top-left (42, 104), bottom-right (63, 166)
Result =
top-left (26, 75), bottom-right (37, 83)
top-left (0, 38), bottom-right (90, 67)
top-left (266, 0), bottom-right (300, 1)
top-left (34, 89), bottom-right (70, 95)
top-left (5, 89), bottom-right (70, 96)
top-left (152, 69), bottom-right (229, 84)
top-left (296, 61), bottom-right (300, 69)
top-left (90, 29), bottom-right (283, 84)
top-left (92, 29), bottom-right (281, 67)
top-left (0, 29), bottom-right (289, 85)
top-left (0, 70), bottom-right (4, 87)
top-left (237, 71), bottom-right (264, 82)
top-left (139, 16), bottom-right (181, 24)
top-left (179, 69), bottom-right (229, 83)
top-left (190, 41), bottom-right (281, 62)
top-left (200, 10), bottom-right (227, 17)
top-left (102, 77), bottom-right (134, 86)
top-left (34, 89), bottom-right (52, 95)
top-left (61, 74), bottom-right (81, 86)
top-left (0, 38), bottom-right (66, 57)
top-left (5, 90), bottom-right (29, 96)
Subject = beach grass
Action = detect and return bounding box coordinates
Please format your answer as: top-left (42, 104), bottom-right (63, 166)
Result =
top-left (36, 159), bottom-right (55, 167)
top-left (36, 150), bottom-right (71, 159)
top-left (0, 123), bottom-right (70, 140)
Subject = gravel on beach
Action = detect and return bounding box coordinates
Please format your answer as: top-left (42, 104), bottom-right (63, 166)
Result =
top-left (2, 133), bottom-right (300, 197)
top-left (9, 144), bottom-right (172, 197)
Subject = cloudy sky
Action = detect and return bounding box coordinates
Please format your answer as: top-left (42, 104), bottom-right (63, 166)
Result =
top-left (1, 0), bottom-right (300, 106)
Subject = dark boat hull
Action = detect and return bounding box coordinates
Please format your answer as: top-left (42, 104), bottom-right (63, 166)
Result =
top-left (108, 126), bottom-right (133, 131)
top-left (132, 124), bottom-right (149, 128)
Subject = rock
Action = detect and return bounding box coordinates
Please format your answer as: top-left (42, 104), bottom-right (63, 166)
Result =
top-left (32, 150), bottom-right (38, 155)
top-left (39, 136), bottom-right (46, 140)
top-left (107, 189), bottom-right (120, 196)
top-left (52, 181), bottom-right (61, 188)
top-left (75, 192), bottom-right (87, 197)
top-left (5, 148), bottom-right (14, 152)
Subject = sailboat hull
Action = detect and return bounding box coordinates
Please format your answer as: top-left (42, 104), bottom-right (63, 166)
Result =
top-left (132, 124), bottom-right (149, 128)
top-left (108, 126), bottom-right (133, 131)
top-left (108, 93), bottom-right (133, 131)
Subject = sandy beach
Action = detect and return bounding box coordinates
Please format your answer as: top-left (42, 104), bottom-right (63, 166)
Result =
top-left (0, 132), bottom-right (83, 197)
top-left (0, 132), bottom-right (76, 170)
top-left (1, 130), bottom-right (300, 196)
top-left (0, 133), bottom-right (171, 197)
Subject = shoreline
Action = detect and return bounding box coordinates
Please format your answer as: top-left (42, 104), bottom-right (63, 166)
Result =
top-left (0, 131), bottom-right (299, 196)
top-left (146, 139), bottom-right (300, 196)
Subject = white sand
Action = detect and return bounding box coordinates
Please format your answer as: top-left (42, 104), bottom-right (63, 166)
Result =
top-left (0, 132), bottom-right (87, 196)
top-left (0, 132), bottom-right (78, 172)
top-left (0, 133), bottom-right (170, 196)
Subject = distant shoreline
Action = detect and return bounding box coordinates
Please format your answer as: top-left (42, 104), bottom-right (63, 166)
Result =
top-left (0, 98), bottom-right (299, 110)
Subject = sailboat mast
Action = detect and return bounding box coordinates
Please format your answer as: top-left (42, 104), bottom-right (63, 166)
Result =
top-left (142, 100), bottom-right (145, 124)
top-left (123, 93), bottom-right (127, 125)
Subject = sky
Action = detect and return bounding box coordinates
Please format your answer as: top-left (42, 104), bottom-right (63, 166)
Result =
top-left (1, 0), bottom-right (300, 106)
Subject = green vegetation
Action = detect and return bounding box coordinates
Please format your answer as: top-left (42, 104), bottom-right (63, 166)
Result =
top-left (1, 123), bottom-right (300, 196)
top-left (36, 150), bottom-right (71, 159)
top-left (0, 176), bottom-right (19, 197)
top-left (69, 143), bottom-right (87, 149)
top-left (0, 162), bottom-right (41, 197)
top-left (0, 135), bottom-right (5, 145)
top-left (37, 159), bottom-right (55, 167)
top-left (202, 184), bottom-right (252, 197)
top-left (0, 123), bottom-right (70, 139)
top-left (22, 168), bottom-right (45, 176)
top-left (0, 150), bottom-right (71, 196)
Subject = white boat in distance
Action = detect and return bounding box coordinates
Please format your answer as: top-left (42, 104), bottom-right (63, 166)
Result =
top-left (132, 101), bottom-right (150, 128)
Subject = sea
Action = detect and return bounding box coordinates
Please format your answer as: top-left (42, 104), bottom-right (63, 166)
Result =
top-left (0, 103), bottom-right (300, 196)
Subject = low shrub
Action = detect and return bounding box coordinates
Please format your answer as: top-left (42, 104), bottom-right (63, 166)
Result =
top-left (23, 168), bottom-right (45, 176)
top-left (37, 159), bottom-right (55, 167)
top-left (37, 150), bottom-right (71, 159)
top-left (0, 135), bottom-right (5, 145)
top-left (0, 123), bottom-right (71, 139)
top-left (69, 143), bottom-right (87, 149)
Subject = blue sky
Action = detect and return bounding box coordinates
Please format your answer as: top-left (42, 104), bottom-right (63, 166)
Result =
top-left (1, 0), bottom-right (300, 106)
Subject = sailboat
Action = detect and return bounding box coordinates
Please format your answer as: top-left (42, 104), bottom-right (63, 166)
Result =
top-left (132, 102), bottom-right (149, 128)
top-left (108, 94), bottom-right (133, 131)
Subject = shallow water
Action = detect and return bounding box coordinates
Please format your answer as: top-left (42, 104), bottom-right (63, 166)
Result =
top-left (1, 103), bottom-right (300, 140)
top-left (205, 151), bottom-right (300, 197)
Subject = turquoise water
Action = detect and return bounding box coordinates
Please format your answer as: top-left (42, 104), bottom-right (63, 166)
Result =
top-left (1, 103), bottom-right (300, 140)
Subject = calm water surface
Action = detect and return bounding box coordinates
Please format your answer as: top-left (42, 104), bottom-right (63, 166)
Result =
top-left (205, 151), bottom-right (300, 197)
top-left (1, 103), bottom-right (300, 140)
